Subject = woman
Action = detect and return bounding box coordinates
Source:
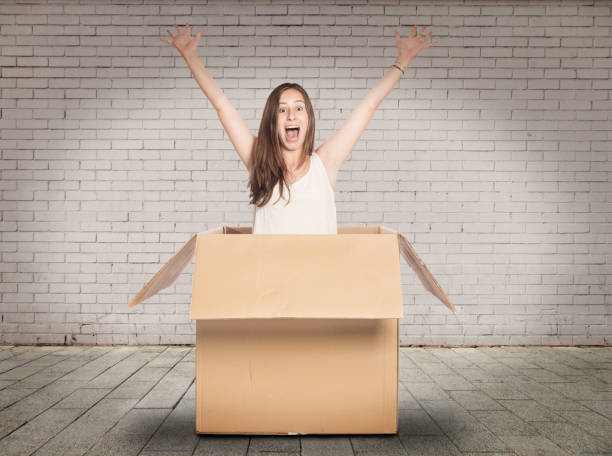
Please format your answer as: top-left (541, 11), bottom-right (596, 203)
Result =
top-left (161, 24), bottom-right (437, 234)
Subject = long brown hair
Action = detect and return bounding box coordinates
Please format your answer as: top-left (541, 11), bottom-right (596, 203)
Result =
top-left (248, 83), bottom-right (315, 208)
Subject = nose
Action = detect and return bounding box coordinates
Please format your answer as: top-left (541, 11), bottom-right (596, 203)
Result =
top-left (287, 108), bottom-right (295, 120)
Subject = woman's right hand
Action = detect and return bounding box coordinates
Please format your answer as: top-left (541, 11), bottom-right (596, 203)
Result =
top-left (161, 23), bottom-right (203, 59)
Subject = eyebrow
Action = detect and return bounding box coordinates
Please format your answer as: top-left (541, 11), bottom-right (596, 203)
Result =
top-left (279, 100), bottom-right (305, 105)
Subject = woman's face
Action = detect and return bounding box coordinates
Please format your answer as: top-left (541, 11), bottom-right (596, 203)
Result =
top-left (277, 88), bottom-right (309, 154)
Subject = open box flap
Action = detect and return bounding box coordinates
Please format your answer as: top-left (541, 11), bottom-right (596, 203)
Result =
top-left (128, 227), bottom-right (223, 307)
top-left (190, 232), bottom-right (403, 319)
top-left (128, 225), bottom-right (454, 316)
top-left (380, 225), bottom-right (457, 315)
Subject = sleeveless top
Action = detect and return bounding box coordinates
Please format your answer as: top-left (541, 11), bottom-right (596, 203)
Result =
top-left (252, 152), bottom-right (338, 234)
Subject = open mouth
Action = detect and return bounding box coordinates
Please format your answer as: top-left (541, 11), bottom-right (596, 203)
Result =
top-left (285, 126), bottom-right (300, 141)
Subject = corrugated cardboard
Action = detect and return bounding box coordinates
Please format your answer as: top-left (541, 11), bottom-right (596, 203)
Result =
top-left (129, 226), bottom-right (455, 435)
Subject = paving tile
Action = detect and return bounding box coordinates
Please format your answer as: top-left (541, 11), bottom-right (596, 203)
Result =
top-left (18, 347), bottom-right (114, 390)
top-left (472, 410), bottom-right (538, 436)
top-left (139, 452), bottom-right (193, 456)
top-left (419, 400), bottom-right (508, 452)
top-left (248, 453), bottom-right (299, 456)
top-left (517, 368), bottom-right (567, 383)
top-left (18, 359), bottom-right (91, 389)
top-left (0, 346), bottom-right (610, 456)
top-left (127, 366), bottom-right (170, 383)
top-left (87, 408), bottom-right (170, 456)
top-left (398, 367), bottom-right (429, 382)
top-left (583, 400), bottom-right (612, 419)
top-left (478, 382), bottom-right (530, 400)
top-left (454, 367), bottom-right (497, 383)
top-left (507, 379), bottom-right (558, 400)
top-left (562, 374), bottom-right (612, 392)
top-left (0, 348), bottom-right (54, 374)
top-left (183, 348), bottom-right (196, 362)
top-left (444, 430), bottom-right (510, 454)
top-left (429, 374), bottom-right (477, 391)
top-left (451, 348), bottom-right (489, 365)
top-left (0, 380), bottom-right (85, 438)
top-left (350, 435), bottom-right (406, 455)
top-left (498, 399), bottom-right (565, 422)
top-left (0, 380), bottom-right (15, 390)
top-left (398, 435), bottom-right (461, 456)
top-left (0, 347), bottom-right (17, 361)
top-left (461, 453), bottom-right (515, 456)
top-left (248, 436), bottom-right (300, 453)
top-left (401, 382), bottom-right (450, 401)
top-left (530, 421), bottom-right (611, 454)
top-left (420, 400), bottom-right (485, 434)
top-left (0, 417), bottom-right (25, 441)
top-left (143, 384), bottom-right (199, 453)
top-left (398, 389), bottom-right (421, 410)
top-left (534, 395), bottom-right (589, 411)
top-left (300, 435), bottom-right (353, 456)
top-left (432, 348), bottom-right (475, 369)
top-left (60, 347), bottom-right (137, 382)
top-left (53, 387), bottom-right (110, 409)
top-left (592, 368), bottom-right (612, 385)
top-left (194, 435), bottom-right (251, 456)
top-left (496, 357), bottom-right (540, 370)
top-left (85, 350), bottom-right (158, 389)
top-left (474, 363), bottom-right (520, 380)
top-left (418, 362), bottom-right (455, 376)
top-left (543, 381), bottom-right (611, 401)
top-left (501, 435), bottom-right (570, 456)
top-left (25, 353), bottom-right (69, 368)
top-left (0, 407), bottom-right (83, 456)
top-left (0, 384), bottom-right (36, 409)
top-left (398, 409), bottom-right (443, 436)
top-left (449, 390), bottom-right (504, 411)
top-left (34, 398), bottom-right (137, 456)
top-left (136, 361), bottom-right (194, 409)
top-left (145, 346), bottom-right (192, 368)
top-left (107, 380), bottom-right (156, 400)
top-left (0, 364), bottom-right (50, 381)
top-left (557, 410), bottom-right (612, 443)
top-left (404, 348), bottom-right (441, 365)
top-left (532, 360), bottom-right (583, 377)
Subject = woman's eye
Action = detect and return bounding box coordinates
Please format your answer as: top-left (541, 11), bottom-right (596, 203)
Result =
top-left (297, 107), bottom-right (303, 111)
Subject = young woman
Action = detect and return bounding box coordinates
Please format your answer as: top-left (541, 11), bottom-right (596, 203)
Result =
top-left (161, 24), bottom-right (437, 234)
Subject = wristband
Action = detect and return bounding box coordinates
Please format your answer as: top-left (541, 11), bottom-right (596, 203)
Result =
top-left (391, 64), bottom-right (405, 75)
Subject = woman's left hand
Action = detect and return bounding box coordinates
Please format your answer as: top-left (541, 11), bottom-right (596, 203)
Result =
top-left (395, 25), bottom-right (438, 67)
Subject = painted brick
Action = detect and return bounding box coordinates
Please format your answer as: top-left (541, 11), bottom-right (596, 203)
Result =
top-left (0, 0), bottom-right (610, 346)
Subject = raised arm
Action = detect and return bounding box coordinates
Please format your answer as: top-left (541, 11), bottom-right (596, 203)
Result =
top-left (162, 24), bottom-right (255, 169)
top-left (316, 25), bottom-right (437, 174)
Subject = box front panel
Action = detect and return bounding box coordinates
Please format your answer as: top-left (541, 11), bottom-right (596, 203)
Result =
top-left (196, 319), bottom-right (397, 435)
top-left (190, 234), bottom-right (403, 319)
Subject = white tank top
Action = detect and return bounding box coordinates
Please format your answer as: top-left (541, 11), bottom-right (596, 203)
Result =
top-left (252, 152), bottom-right (338, 234)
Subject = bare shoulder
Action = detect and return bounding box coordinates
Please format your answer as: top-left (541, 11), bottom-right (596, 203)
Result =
top-left (314, 147), bottom-right (339, 191)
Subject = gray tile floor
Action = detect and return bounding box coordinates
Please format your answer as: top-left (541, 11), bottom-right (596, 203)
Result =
top-left (0, 345), bottom-right (610, 455)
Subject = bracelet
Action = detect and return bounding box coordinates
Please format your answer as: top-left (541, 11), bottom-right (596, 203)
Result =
top-left (391, 64), bottom-right (405, 75)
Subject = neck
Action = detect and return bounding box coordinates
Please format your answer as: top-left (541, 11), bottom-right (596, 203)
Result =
top-left (283, 148), bottom-right (306, 173)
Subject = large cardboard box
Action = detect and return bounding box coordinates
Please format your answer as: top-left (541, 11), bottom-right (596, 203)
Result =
top-left (129, 226), bottom-right (454, 435)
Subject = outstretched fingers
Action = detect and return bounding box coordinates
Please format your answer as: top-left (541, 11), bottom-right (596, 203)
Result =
top-left (160, 28), bottom-right (175, 45)
top-left (422, 31), bottom-right (433, 43)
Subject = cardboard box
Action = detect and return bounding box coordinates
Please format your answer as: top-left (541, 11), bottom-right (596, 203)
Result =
top-left (129, 226), bottom-right (455, 435)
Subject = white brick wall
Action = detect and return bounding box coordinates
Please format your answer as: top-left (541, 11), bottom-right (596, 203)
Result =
top-left (1, 0), bottom-right (611, 346)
